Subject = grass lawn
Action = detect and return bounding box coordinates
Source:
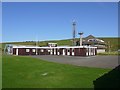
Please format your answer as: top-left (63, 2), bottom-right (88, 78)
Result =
top-left (2, 37), bottom-right (120, 51)
top-left (98, 51), bottom-right (120, 55)
top-left (2, 55), bottom-right (111, 88)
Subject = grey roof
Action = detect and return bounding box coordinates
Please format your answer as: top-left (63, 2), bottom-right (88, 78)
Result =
top-left (82, 35), bottom-right (106, 46)
top-left (84, 35), bottom-right (96, 40)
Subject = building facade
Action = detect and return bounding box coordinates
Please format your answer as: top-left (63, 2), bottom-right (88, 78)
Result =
top-left (4, 44), bottom-right (97, 56)
top-left (79, 35), bottom-right (106, 53)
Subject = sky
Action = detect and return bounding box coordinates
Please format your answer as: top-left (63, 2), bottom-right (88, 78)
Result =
top-left (2, 2), bottom-right (118, 42)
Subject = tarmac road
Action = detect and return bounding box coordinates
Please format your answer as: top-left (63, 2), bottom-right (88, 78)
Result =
top-left (31, 55), bottom-right (119, 69)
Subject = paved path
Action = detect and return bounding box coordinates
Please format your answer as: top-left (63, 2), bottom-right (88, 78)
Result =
top-left (31, 55), bottom-right (119, 69)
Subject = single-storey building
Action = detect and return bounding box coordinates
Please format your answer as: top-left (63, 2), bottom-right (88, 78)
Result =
top-left (4, 44), bottom-right (97, 56)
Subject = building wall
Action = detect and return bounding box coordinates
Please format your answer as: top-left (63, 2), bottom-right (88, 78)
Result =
top-left (94, 48), bottom-right (97, 55)
top-left (38, 49), bottom-right (44, 55)
top-left (62, 49), bottom-right (65, 55)
top-left (52, 49), bottom-right (54, 55)
top-left (59, 48), bottom-right (63, 55)
top-left (13, 48), bottom-right (16, 55)
top-left (74, 48), bottom-right (86, 56)
top-left (13, 48), bottom-right (50, 55)
top-left (74, 48), bottom-right (79, 56)
top-left (18, 48), bottom-right (36, 55)
top-left (65, 49), bottom-right (67, 55)
top-left (86, 48), bottom-right (97, 56)
top-left (97, 49), bottom-right (105, 53)
top-left (56, 48), bottom-right (58, 55)
top-left (12, 47), bottom-right (96, 56)
top-left (79, 48), bottom-right (86, 56)
top-left (70, 48), bottom-right (72, 56)
top-left (38, 49), bottom-right (50, 55)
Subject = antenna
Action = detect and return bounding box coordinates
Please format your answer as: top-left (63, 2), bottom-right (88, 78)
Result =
top-left (72, 20), bottom-right (76, 46)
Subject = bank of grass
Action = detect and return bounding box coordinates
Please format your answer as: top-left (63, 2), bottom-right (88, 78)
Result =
top-left (2, 55), bottom-right (111, 88)
top-left (1, 37), bottom-right (120, 51)
top-left (98, 51), bottom-right (120, 55)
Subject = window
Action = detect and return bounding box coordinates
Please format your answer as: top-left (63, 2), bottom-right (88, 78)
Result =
top-left (32, 49), bottom-right (36, 52)
top-left (26, 49), bottom-right (30, 52)
top-left (48, 50), bottom-right (50, 52)
top-left (68, 49), bottom-right (70, 52)
top-left (41, 49), bottom-right (44, 52)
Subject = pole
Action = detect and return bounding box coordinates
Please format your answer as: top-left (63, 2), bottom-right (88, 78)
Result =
top-left (108, 41), bottom-right (110, 54)
top-left (80, 35), bottom-right (82, 46)
top-left (78, 32), bottom-right (83, 46)
top-left (36, 35), bottom-right (38, 55)
top-left (73, 20), bottom-right (76, 46)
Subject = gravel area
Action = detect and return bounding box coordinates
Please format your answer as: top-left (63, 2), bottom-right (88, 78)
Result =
top-left (31, 55), bottom-right (119, 69)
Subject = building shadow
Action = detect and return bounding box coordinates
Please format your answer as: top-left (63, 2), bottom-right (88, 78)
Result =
top-left (93, 65), bottom-right (120, 89)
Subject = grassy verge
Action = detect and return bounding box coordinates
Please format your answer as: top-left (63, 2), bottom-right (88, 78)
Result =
top-left (97, 52), bottom-right (120, 55)
top-left (1, 37), bottom-right (120, 51)
top-left (2, 55), bottom-right (111, 88)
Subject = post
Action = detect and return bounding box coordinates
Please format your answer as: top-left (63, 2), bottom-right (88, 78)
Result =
top-left (36, 45), bottom-right (38, 55)
top-left (78, 32), bottom-right (83, 46)
top-left (36, 36), bottom-right (38, 55)
top-left (80, 34), bottom-right (82, 46)
top-left (108, 41), bottom-right (110, 54)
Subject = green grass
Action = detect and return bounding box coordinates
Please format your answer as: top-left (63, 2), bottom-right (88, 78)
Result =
top-left (1, 37), bottom-right (120, 52)
top-left (2, 55), bottom-right (111, 88)
top-left (98, 37), bottom-right (120, 51)
top-left (98, 51), bottom-right (120, 55)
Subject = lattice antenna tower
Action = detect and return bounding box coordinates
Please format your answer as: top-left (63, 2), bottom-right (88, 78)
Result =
top-left (72, 20), bottom-right (76, 46)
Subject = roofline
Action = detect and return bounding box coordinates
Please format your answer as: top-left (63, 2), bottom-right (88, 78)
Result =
top-left (12, 46), bottom-right (97, 49)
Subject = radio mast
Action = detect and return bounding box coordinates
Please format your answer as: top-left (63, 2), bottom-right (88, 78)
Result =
top-left (72, 20), bottom-right (76, 46)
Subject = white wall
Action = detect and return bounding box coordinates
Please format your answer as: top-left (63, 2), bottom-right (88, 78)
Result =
top-left (54, 49), bottom-right (56, 55)
top-left (50, 49), bottom-right (53, 55)
top-left (97, 49), bottom-right (105, 53)
top-left (72, 49), bottom-right (74, 56)
top-left (93, 48), bottom-right (95, 55)
top-left (57, 49), bottom-right (60, 55)
top-left (67, 50), bottom-right (70, 55)
top-left (63, 49), bottom-right (65, 55)
top-left (16, 48), bottom-right (18, 55)
top-left (86, 48), bottom-right (88, 56)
